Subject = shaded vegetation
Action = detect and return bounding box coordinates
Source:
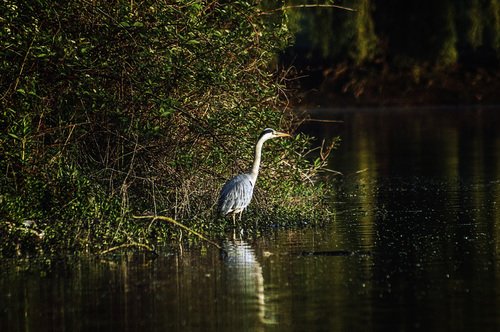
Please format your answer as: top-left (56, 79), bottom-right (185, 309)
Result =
top-left (284, 0), bottom-right (500, 105)
top-left (0, 0), bottom-right (334, 256)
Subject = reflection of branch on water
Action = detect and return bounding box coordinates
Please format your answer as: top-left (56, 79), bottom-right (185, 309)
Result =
top-left (223, 239), bottom-right (277, 326)
top-left (355, 168), bottom-right (369, 174)
top-left (300, 250), bottom-right (371, 257)
top-left (133, 215), bottom-right (222, 250)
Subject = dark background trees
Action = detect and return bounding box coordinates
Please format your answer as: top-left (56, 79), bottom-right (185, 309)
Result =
top-left (283, 0), bottom-right (500, 105)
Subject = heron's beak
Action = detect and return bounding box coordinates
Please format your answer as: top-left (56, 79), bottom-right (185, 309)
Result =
top-left (274, 131), bottom-right (292, 138)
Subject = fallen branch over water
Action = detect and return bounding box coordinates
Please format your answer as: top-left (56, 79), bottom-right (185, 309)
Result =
top-left (100, 242), bottom-right (156, 255)
top-left (133, 215), bottom-right (223, 250)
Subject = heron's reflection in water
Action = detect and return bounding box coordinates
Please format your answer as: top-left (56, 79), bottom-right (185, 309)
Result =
top-left (222, 237), bottom-right (277, 326)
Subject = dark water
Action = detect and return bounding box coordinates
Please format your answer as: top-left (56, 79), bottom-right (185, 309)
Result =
top-left (2, 107), bottom-right (500, 331)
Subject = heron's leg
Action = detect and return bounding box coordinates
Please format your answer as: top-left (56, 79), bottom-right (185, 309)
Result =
top-left (232, 212), bottom-right (236, 226)
top-left (238, 211), bottom-right (243, 221)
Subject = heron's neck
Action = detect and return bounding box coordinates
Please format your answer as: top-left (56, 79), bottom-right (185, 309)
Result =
top-left (250, 136), bottom-right (267, 182)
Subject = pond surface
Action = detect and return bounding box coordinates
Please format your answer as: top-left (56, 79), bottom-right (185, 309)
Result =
top-left (2, 107), bottom-right (500, 331)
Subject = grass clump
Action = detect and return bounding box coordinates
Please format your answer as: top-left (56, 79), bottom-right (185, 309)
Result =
top-left (0, 0), bottom-right (334, 256)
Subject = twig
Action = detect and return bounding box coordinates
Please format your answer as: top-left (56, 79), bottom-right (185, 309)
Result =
top-left (285, 4), bottom-right (355, 11)
top-left (260, 4), bottom-right (356, 15)
top-left (305, 119), bottom-right (344, 123)
top-left (321, 168), bottom-right (343, 175)
top-left (82, 0), bottom-right (138, 45)
top-left (14, 36), bottom-right (36, 93)
top-left (1, 35), bottom-right (36, 102)
top-left (133, 215), bottom-right (223, 250)
top-left (320, 138), bottom-right (336, 161)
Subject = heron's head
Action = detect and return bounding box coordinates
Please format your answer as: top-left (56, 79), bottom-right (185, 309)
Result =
top-left (258, 128), bottom-right (291, 142)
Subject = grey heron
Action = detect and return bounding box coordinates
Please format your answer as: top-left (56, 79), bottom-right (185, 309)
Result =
top-left (218, 128), bottom-right (291, 224)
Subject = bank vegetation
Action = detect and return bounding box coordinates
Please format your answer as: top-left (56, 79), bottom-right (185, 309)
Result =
top-left (0, 0), bottom-right (335, 256)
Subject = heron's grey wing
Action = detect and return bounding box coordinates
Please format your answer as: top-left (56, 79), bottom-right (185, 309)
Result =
top-left (218, 174), bottom-right (254, 215)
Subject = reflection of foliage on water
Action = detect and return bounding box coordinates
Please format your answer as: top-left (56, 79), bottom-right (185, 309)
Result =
top-left (324, 109), bottom-right (500, 281)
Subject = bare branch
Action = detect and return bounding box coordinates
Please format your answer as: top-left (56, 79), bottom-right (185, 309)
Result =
top-left (260, 4), bottom-right (356, 15)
